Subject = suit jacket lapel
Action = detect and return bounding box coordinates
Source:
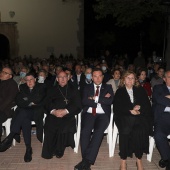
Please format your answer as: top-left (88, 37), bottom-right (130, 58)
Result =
top-left (90, 84), bottom-right (95, 96)
top-left (163, 84), bottom-right (170, 94)
top-left (99, 84), bottom-right (105, 96)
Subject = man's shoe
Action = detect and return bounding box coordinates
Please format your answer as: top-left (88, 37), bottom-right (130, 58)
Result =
top-left (24, 147), bottom-right (32, 162)
top-left (74, 161), bottom-right (83, 170)
top-left (159, 159), bottom-right (169, 168)
top-left (74, 159), bottom-right (91, 170)
top-left (0, 137), bottom-right (12, 152)
top-left (165, 160), bottom-right (170, 170)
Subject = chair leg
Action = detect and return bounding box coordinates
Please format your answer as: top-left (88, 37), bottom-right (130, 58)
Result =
top-left (108, 126), bottom-right (113, 157)
top-left (112, 123), bottom-right (118, 157)
top-left (74, 113), bottom-right (81, 153)
top-left (147, 136), bottom-right (155, 162)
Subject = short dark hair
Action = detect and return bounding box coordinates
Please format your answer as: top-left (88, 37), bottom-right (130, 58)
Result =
top-left (65, 68), bottom-right (73, 75)
top-left (92, 68), bottom-right (103, 75)
top-left (157, 67), bottom-right (165, 71)
top-left (111, 69), bottom-right (121, 76)
top-left (26, 72), bottom-right (36, 78)
top-left (136, 69), bottom-right (147, 77)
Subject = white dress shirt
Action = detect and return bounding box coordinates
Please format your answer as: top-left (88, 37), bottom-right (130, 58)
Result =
top-left (87, 84), bottom-right (105, 114)
top-left (126, 87), bottom-right (134, 103)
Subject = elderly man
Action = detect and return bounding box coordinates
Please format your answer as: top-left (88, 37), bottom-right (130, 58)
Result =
top-left (0, 67), bottom-right (18, 142)
top-left (42, 71), bottom-right (82, 159)
top-left (0, 72), bottom-right (46, 162)
top-left (152, 70), bottom-right (170, 170)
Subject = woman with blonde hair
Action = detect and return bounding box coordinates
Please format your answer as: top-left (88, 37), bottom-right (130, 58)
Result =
top-left (113, 71), bottom-right (152, 170)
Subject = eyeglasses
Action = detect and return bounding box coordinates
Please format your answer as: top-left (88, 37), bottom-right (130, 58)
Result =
top-left (1, 70), bottom-right (12, 75)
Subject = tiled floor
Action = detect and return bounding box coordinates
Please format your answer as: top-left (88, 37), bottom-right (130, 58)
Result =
top-left (0, 132), bottom-right (165, 170)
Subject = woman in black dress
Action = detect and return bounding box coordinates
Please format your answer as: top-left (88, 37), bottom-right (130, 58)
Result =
top-left (113, 71), bottom-right (152, 170)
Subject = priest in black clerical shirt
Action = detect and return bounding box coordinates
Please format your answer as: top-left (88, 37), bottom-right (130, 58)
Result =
top-left (0, 72), bottom-right (46, 162)
top-left (42, 71), bottom-right (82, 159)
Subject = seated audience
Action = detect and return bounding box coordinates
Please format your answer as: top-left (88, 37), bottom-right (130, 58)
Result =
top-left (42, 71), bottom-right (82, 159)
top-left (152, 70), bottom-right (170, 170)
top-left (37, 69), bottom-right (53, 89)
top-left (0, 67), bottom-right (18, 142)
top-left (113, 71), bottom-right (152, 170)
top-left (107, 69), bottom-right (121, 94)
top-left (13, 66), bottom-right (29, 86)
top-left (79, 67), bottom-right (93, 97)
top-left (100, 62), bottom-right (111, 83)
top-left (137, 69), bottom-right (152, 98)
top-left (74, 68), bottom-right (114, 170)
top-left (72, 64), bottom-right (86, 91)
top-left (151, 67), bottom-right (165, 88)
top-left (0, 72), bottom-right (46, 162)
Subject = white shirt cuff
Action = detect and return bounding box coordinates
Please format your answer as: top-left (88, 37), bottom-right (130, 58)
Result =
top-left (50, 109), bottom-right (56, 114)
top-left (95, 96), bottom-right (99, 103)
top-left (164, 107), bottom-right (170, 112)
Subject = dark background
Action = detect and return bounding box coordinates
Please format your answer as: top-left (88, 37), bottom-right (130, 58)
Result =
top-left (84, 0), bottom-right (165, 63)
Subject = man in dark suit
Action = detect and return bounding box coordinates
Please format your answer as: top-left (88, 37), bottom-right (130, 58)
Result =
top-left (72, 64), bottom-right (86, 91)
top-left (74, 68), bottom-right (114, 170)
top-left (0, 67), bottom-right (18, 142)
top-left (0, 72), bottom-right (46, 162)
top-left (152, 70), bottom-right (170, 170)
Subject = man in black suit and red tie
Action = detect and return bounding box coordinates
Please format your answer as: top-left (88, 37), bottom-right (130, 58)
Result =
top-left (152, 70), bottom-right (170, 170)
top-left (74, 68), bottom-right (114, 170)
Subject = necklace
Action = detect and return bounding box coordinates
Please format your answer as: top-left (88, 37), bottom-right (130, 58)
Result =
top-left (58, 84), bottom-right (68, 104)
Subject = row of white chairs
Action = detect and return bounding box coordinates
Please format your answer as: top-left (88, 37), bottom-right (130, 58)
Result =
top-left (2, 106), bottom-right (114, 157)
top-left (3, 105), bottom-right (167, 161)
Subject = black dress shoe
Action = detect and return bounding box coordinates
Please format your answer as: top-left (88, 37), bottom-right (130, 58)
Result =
top-left (55, 150), bottom-right (64, 158)
top-left (166, 161), bottom-right (170, 170)
top-left (74, 161), bottom-right (83, 170)
top-left (24, 147), bottom-right (32, 162)
top-left (159, 159), bottom-right (169, 168)
top-left (74, 159), bottom-right (91, 170)
top-left (0, 137), bottom-right (12, 152)
top-left (13, 134), bottom-right (20, 143)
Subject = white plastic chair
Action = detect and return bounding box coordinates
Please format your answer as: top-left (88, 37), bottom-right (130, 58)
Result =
top-left (112, 122), bottom-right (119, 157)
top-left (2, 105), bottom-right (18, 146)
top-left (104, 110), bottom-right (114, 157)
top-left (74, 112), bottom-right (81, 153)
top-left (74, 109), bottom-right (114, 157)
top-left (147, 135), bottom-right (170, 162)
top-left (2, 118), bottom-right (12, 137)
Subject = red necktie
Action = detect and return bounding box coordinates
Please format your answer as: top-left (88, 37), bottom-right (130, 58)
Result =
top-left (92, 86), bottom-right (100, 116)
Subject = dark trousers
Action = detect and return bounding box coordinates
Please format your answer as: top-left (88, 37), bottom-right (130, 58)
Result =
top-left (11, 108), bottom-right (35, 146)
top-left (80, 113), bottom-right (109, 164)
top-left (154, 114), bottom-right (170, 160)
top-left (0, 113), bottom-right (8, 141)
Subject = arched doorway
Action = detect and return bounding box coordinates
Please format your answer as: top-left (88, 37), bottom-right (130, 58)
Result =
top-left (0, 34), bottom-right (10, 60)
